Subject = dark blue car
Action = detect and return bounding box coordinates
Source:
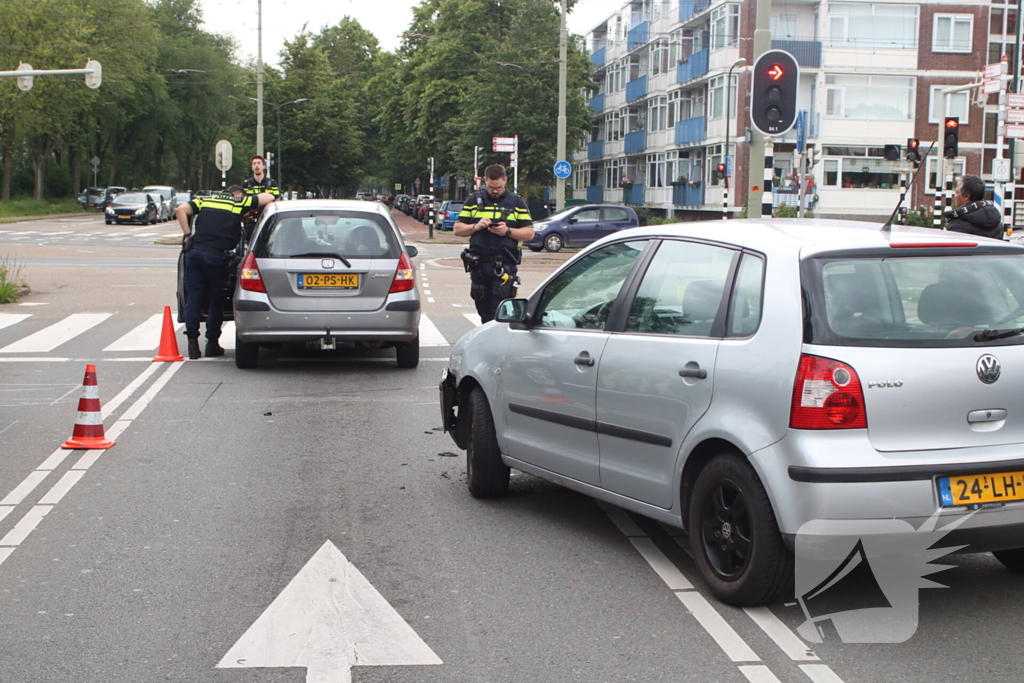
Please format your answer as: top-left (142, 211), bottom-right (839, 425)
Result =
top-left (523, 204), bottom-right (639, 252)
top-left (437, 200), bottom-right (465, 231)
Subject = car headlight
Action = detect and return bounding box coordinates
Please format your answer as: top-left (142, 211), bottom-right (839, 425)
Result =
top-left (534, 222), bottom-right (548, 232)
top-left (105, 208), bottom-right (114, 214)
top-left (134, 208), bottom-right (145, 215)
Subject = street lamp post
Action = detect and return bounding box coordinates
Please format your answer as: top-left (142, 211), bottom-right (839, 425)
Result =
top-left (250, 97), bottom-right (307, 191)
top-left (723, 58), bottom-right (746, 219)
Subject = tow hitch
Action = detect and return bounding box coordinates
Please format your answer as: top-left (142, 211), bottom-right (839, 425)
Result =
top-left (321, 329), bottom-right (336, 351)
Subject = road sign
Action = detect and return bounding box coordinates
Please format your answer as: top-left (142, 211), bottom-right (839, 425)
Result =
top-left (983, 79), bottom-right (1001, 95)
top-left (1008, 109), bottom-right (1024, 124)
top-left (1008, 93), bottom-right (1024, 109)
top-left (993, 158), bottom-right (1011, 182)
top-left (553, 161), bottom-right (571, 179)
top-left (16, 63), bottom-right (33, 91)
top-left (90, 156), bottom-right (101, 168)
top-left (510, 151), bottom-right (518, 166)
top-left (493, 144), bottom-right (515, 153)
top-left (795, 110), bottom-right (805, 152)
top-left (394, 183), bottom-right (401, 190)
top-left (726, 155), bottom-right (733, 177)
top-left (215, 140), bottom-right (232, 172)
top-left (985, 62), bottom-right (1006, 78)
top-left (1006, 124), bottom-right (1024, 138)
top-left (493, 137), bottom-right (515, 146)
top-left (84, 60), bottom-right (102, 89)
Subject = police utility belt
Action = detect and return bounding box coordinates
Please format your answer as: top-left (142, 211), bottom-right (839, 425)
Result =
top-left (187, 241), bottom-right (232, 260)
top-left (461, 245), bottom-right (522, 273)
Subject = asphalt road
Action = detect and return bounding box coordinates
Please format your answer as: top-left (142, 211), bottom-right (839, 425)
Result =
top-left (0, 210), bottom-right (1021, 682)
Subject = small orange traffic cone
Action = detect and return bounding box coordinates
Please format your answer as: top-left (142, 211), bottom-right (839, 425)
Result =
top-left (153, 305), bottom-right (183, 362)
top-left (61, 364), bottom-right (115, 450)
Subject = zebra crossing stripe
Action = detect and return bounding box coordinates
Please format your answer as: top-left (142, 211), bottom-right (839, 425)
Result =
top-left (419, 314), bottom-right (448, 347)
top-left (103, 313), bottom-right (181, 351)
top-left (0, 313), bottom-right (112, 353)
top-left (0, 313), bottom-right (31, 331)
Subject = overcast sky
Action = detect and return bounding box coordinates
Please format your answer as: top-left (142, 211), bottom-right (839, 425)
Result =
top-left (199, 0), bottom-right (625, 67)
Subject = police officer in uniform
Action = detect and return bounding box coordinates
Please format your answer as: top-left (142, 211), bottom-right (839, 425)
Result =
top-left (241, 155), bottom-right (280, 241)
top-left (175, 185), bottom-right (275, 359)
top-left (453, 164), bottom-right (534, 323)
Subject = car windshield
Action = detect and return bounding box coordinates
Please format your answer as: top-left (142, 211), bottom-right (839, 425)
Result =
top-left (144, 188), bottom-right (170, 199)
top-left (805, 253), bottom-right (1024, 347)
top-left (544, 207), bottom-right (583, 222)
top-left (447, 203), bottom-right (464, 212)
top-left (175, 193), bottom-right (190, 203)
top-left (113, 193), bottom-right (149, 204)
top-left (254, 211), bottom-right (398, 259)
top-left (85, 188), bottom-right (105, 197)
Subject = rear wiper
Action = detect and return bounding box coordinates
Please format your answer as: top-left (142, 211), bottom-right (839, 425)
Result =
top-left (974, 328), bottom-right (1024, 341)
top-left (288, 252), bottom-right (352, 267)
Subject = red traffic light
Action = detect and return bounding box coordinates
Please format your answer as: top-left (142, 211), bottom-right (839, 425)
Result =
top-left (717, 163), bottom-right (726, 172)
top-left (767, 64), bottom-right (785, 80)
top-left (908, 139), bottom-right (919, 148)
top-left (945, 118), bottom-right (959, 129)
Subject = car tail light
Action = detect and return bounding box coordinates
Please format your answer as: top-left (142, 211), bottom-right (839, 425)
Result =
top-left (389, 251), bottom-right (415, 293)
top-left (789, 354), bottom-right (867, 429)
top-left (239, 252), bottom-right (266, 293)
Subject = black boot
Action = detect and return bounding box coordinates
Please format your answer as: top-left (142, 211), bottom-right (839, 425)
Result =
top-left (205, 340), bottom-right (225, 357)
top-left (187, 338), bottom-right (202, 360)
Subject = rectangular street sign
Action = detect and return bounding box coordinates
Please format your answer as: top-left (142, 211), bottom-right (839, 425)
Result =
top-left (492, 137), bottom-right (515, 146)
top-left (983, 79), bottom-right (1002, 95)
top-left (1008, 93), bottom-right (1024, 108)
top-left (493, 144), bottom-right (516, 152)
top-left (1008, 109), bottom-right (1024, 123)
top-left (1006, 124), bottom-right (1024, 139)
top-left (985, 62), bottom-right (1005, 78)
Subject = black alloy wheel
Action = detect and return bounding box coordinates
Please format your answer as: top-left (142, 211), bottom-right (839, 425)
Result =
top-left (700, 478), bottom-right (751, 581)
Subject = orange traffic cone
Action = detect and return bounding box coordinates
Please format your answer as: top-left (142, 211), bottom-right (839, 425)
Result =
top-left (153, 305), bottom-right (183, 362)
top-left (61, 364), bottom-right (115, 450)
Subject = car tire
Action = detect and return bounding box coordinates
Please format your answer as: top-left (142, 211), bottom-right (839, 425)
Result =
top-left (466, 386), bottom-right (510, 498)
top-left (235, 334), bottom-right (259, 369)
top-left (395, 336), bottom-right (419, 368)
top-left (105, 220), bottom-right (112, 225)
top-left (992, 549), bottom-right (1024, 572)
top-left (528, 246), bottom-right (542, 252)
top-left (689, 452), bottom-right (793, 606)
top-left (544, 233), bottom-right (564, 253)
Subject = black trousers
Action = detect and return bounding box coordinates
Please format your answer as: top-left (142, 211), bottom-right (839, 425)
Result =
top-left (471, 262), bottom-right (518, 324)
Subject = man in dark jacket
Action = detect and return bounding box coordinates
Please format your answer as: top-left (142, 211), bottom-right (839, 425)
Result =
top-left (945, 175), bottom-right (1004, 239)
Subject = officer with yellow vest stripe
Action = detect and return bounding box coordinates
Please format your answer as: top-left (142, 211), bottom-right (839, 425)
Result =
top-left (241, 155), bottom-right (280, 241)
top-left (175, 185), bottom-right (275, 359)
top-left (453, 165), bottom-right (534, 323)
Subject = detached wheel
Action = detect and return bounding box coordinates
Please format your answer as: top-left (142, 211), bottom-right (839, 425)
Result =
top-left (235, 334), bottom-right (259, 369)
top-left (544, 233), bottom-right (564, 253)
top-left (993, 548), bottom-right (1024, 572)
top-left (395, 336), bottom-right (419, 368)
top-left (466, 387), bottom-right (509, 498)
top-left (689, 452), bottom-right (792, 606)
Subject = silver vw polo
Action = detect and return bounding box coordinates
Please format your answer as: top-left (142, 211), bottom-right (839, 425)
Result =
top-left (233, 199), bottom-right (420, 368)
top-left (439, 218), bottom-right (1024, 606)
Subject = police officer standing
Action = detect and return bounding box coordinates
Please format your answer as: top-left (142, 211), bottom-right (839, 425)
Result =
top-left (175, 186), bottom-right (274, 359)
top-left (453, 165), bottom-right (534, 323)
top-left (242, 155), bottom-right (280, 198)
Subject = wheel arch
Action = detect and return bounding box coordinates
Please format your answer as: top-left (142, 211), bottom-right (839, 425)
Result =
top-left (679, 437), bottom-right (746, 533)
top-left (453, 375), bottom-right (483, 451)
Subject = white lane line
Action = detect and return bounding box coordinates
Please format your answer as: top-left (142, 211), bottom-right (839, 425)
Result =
top-left (676, 592), bottom-right (761, 662)
top-left (118, 361), bottom-right (183, 422)
top-left (629, 538), bottom-right (694, 590)
top-left (744, 607), bottom-right (819, 661)
top-left (463, 312), bottom-right (482, 327)
top-left (739, 665), bottom-right (784, 683)
top-left (800, 665), bottom-right (847, 683)
top-left (602, 504), bottom-right (646, 536)
top-left (418, 314), bottom-right (448, 347)
top-left (0, 505), bottom-right (53, 546)
top-left (0, 313), bottom-right (31, 331)
top-left (219, 322), bottom-right (236, 349)
top-left (4, 231), bottom-right (39, 236)
top-left (38, 471), bottom-right (85, 505)
top-left (427, 297), bottom-right (435, 303)
top-left (104, 314), bottom-right (182, 351)
top-left (0, 471), bottom-right (51, 506)
top-left (0, 548), bottom-right (14, 566)
top-left (102, 362), bottom-right (164, 419)
top-left (0, 313), bottom-right (112, 353)
top-left (132, 232), bottom-right (157, 237)
top-left (0, 506), bottom-right (13, 523)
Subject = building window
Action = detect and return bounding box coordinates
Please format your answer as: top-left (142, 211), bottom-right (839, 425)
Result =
top-left (928, 87), bottom-right (970, 124)
top-left (608, 61), bottom-right (621, 93)
top-left (821, 147), bottom-right (901, 189)
top-left (707, 74), bottom-right (738, 120)
top-left (828, 3), bottom-right (918, 49)
top-left (647, 153), bottom-right (666, 187)
top-left (707, 143), bottom-right (723, 186)
top-left (771, 14), bottom-right (797, 39)
top-left (933, 15), bottom-right (972, 53)
top-left (825, 75), bottom-right (914, 120)
top-left (710, 4), bottom-right (741, 51)
top-left (605, 158), bottom-right (623, 188)
top-left (667, 150), bottom-right (679, 183)
top-left (648, 96), bottom-right (667, 131)
top-left (649, 40), bottom-right (669, 76)
top-left (667, 90), bottom-right (681, 128)
top-left (925, 157), bottom-right (966, 193)
top-left (605, 111), bottom-right (622, 141)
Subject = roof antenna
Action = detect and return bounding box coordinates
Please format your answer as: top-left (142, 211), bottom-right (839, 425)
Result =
top-left (882, 142), bottom-right (936, 233)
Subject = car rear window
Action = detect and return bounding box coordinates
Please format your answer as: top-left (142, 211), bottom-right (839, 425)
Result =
top-left (114, 193), bottom-right (149, 203)
top-left (253, 211), bottom-right (398, 259)
top-left (804, 254), bottom-right (1024, 347)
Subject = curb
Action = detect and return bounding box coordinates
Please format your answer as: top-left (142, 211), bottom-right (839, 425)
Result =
top-left (0, 212), bottom-right (88, 225)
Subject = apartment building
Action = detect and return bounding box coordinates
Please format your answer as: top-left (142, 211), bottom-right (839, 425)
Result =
top-left (572, 0), bottom-right (1019, 221)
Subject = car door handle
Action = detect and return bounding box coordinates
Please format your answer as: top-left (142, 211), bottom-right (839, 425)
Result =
top-left (574, 353), bottom-right (595, 367)
top-left (678, 366), bottom-right (707, 379)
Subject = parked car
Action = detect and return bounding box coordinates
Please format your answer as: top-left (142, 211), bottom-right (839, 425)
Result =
top-left (437, 200), bottom-right (465, 231)
top-left (416, 197), bottom-right (437, 223)
top-left (80, 187), bottom-right (112, 210)
top-left (411, 194), bottom-right (433, 220)
top-left (142, 185), bottom-right (177, 222)
top-left (355, 192), bottom-right (371, 201)
top-left (104, 192), bottom-right (159, 225)
top-left (175, 191), bottom-right (192, 207)
top-left (440, 218), bottom-right (1024, 606)
top-left (232, 199), bottom-right (421, 369)
top-left (522, 204), bottom-right (639, 253)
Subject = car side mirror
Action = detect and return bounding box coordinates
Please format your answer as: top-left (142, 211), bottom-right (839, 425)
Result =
top-left (495, 298), bottom-right (529, 325)
top-left (405, 245), bottom-right (419, 258)
top-left (566, 216), bottom-right (578, 224)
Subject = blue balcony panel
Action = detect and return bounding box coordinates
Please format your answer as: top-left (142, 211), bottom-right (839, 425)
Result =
top-left (673, 184), bottom-right (705, 207)
top-left (627, 21), bottom-right (649, 51)
top-left (770, 39), bottom-right (822, 68)
top-left (624, 130), bottom-right (647, 154)
top-left (624, 184), bottom-right (645, 204)
top-left (625, 75), bottom-right (648, 102)
top-left (678, 0), bottom-right (710, 22)
top-left (589, 93), bottom-right (606, 113)
top-left (674, 116), bottom-right (705, 146)
top-left (587, 140), bottom-right (605, 159)
top-left (590, 46), bottom-right (607, 68)
top-left (676, 49), bottom-right (708, 83)
top-left (586, 186), bottom-right (604, 203)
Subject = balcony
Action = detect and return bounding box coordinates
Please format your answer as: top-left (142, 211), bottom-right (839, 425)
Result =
top-left (770, 39), bottom-right (821, 68)
top-left (625, 130), bottom-right (647, 154)
top-left (587, 186), bottom-right (604, 203)
top-left (627, 21), bottom-right (649, 51)
top-left (587, 140), bottom-right (605, 159)
top-left (623, 184), bottom-right (645, 204)
top-left (679, 0), bottom-right (710, 23)
top-left (625, 75), bottom-right (648, 102)
top-left (677, 49), bottom-right (708, 84)
top-left (673, 183), bottom-right (705, 207)
top-left (590, 46), bottom-right (607, 68)
top-left (589, 93), bottom-right (605, 113)
top-left (674, 116), bottom-right (705, 146)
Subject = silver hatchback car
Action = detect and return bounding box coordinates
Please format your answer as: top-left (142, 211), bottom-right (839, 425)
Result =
top-left (234, 199), bottom-right (420, 369)
top-left (440, 219), bottom-right (1024, 606)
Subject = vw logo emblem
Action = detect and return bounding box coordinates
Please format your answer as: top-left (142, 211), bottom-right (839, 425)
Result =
top-left (322, 259), bottom-right (335, 269)
top-left (977, 354), bottom-right (1001, 384)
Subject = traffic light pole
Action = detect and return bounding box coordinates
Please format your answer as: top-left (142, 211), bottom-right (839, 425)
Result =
top-left (745, 0), bottom-right (772, 219)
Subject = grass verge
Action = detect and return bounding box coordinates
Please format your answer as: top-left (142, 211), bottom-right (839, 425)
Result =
top-left (0, 198), bottom-right (86, 220)
top-left (0, 254), bottom-right (27, 304)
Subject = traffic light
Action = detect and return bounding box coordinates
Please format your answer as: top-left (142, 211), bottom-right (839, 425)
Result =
top-left (716, 163), bottom-right (726, 180)
top-left (750, 50), bottom-right (800, 136)
top-left (883, 144), bottom-right (901, 161)
top-left (943, 118), bottom-right (959, 159)
top-left (906, 138), bottom-right (921, 163)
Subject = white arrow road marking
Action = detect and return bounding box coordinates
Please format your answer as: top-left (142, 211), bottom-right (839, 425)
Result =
top-left (218, 540), bottom-right (442, 683)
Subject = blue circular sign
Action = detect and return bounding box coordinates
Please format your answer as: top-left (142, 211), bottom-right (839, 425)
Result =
top-left (553, 161), bottom-right (572, 179)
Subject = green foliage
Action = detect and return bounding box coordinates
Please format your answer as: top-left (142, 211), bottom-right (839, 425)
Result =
top-left (774, 204), bottom-right (799, 218)
top-left (0, 198), bottom-right (83, 219)
top-left (0, 255), bottom-right (27, 303)
top-left (904, 206), bottom-right (935, 227)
